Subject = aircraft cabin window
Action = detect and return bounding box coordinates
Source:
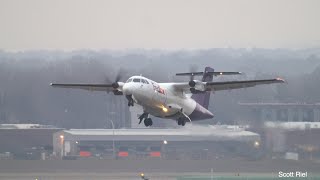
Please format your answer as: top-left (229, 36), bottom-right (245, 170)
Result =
top-left (133, 78), bottom-right (140, 83)
top-left (141, 79), bottom-right (147, 84)
top-left (144, 80), bottom-right (149, 84)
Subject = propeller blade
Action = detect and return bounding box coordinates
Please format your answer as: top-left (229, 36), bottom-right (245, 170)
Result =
top-left (115, 73), bottom-right (122, 82)
top-left (105, 76), bottom-right (112, 84)
top-left (102, 68), bottom-right (127, 89)
top-left (115, 68), bottom-right (126, 82)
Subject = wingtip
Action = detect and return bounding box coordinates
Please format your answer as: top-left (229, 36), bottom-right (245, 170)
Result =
top-left (50, 83), bottom-right (53, 86)
top-left (276, 77), bottom-right (286, 83)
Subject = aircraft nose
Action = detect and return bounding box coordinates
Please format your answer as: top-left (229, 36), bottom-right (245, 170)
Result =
top-left (122, 83), bottom-right (133, 95)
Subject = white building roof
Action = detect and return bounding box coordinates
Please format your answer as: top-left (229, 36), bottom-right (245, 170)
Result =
top-left (0, 124), bottom-right (57, 129)
top-left (265, 122), bottom-right (320, 130)
top-left (57, 125), bottom-right (260, 142)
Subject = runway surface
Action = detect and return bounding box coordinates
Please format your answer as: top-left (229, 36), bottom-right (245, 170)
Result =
top-left (0, 172), bottom-right (290, 180)
top-left (0, 159), bottom-right (319, 180)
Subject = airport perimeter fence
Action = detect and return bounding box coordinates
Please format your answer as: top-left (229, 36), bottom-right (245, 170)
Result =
top-left (177, 176), bottom-right (320, 180)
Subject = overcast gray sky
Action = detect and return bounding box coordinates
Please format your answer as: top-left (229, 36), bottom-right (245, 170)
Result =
top-left (0, 0), bottom-right (319, 50)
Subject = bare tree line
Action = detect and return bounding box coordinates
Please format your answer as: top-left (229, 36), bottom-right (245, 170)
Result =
top-left (0, 49), bottom-right (319, 128)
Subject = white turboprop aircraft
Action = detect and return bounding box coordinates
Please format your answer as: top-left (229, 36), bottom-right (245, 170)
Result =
top-left (51, 67), bottom-right (285, 127)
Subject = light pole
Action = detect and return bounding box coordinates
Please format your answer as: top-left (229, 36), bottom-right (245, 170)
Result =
top-left (107, 98), bottom-right (116, 159)
top-left (163, 140), bottom-right (168, 159)
top-left (59, 135), bottom-right (64, 158)
top-left (108, 119), bottom-right (115, 159)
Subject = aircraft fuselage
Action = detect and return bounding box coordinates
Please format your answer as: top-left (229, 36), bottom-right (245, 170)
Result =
top-left (122, 76), bottom-right (214, 121)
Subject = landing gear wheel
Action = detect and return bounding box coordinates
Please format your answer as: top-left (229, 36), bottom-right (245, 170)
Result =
top-left (177, 119), bottom-right (185, 126)
top-left (126, 95), bottom-right (134, 106)
top-left (181, 120), bottom-right (186, 126)
top-left (128, 100), bottom-right (134, 107)
top-left (144, 118), bottom-right (153, 127)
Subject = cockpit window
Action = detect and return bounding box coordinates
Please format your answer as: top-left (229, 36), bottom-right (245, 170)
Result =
top-left (141, 79), bottom-right (149, 84)
top-left (133, 78), bottom-right (140, 83)
top-left (126, 78), bottom-right (133, 83)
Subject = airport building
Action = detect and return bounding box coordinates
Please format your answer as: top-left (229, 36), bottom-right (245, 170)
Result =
top-left (53, 126), bottom-right (261, 160)
top-left (240, 102), bottom-right (320, 160)
top-left (0, 124), bottom-right (63, 159)
top-left (239, 102), bottom-right (320, 122)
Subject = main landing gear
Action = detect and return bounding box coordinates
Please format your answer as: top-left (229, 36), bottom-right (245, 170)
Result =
top-left (138, 112), bottom-right (153, 127)
top-left (177, 118), bottom-right (186, 126)
top-left (176, 111), bottom-right (191, 126)
top-left (144, 118), bottom-right (153, 127)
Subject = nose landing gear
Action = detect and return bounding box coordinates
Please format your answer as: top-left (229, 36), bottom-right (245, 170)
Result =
top-left (126, 95), bottom-right (134, 106)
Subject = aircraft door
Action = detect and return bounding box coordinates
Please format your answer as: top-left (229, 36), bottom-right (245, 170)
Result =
top-left (138, 78), bottom-right (153, 105)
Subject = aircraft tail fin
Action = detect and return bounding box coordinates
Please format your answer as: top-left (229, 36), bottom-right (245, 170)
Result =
top-left (191, 67), bottom-right (214, 109)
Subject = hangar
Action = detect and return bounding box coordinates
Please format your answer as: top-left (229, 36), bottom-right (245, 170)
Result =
top-left (0, 124), bottom-right (63, 159)
top-left (53, 126), bottom-right (261, 160)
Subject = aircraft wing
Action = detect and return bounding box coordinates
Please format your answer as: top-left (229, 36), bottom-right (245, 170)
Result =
top-left (50, 83), bottom-right (115, 92)
top-left (171, 78), bottom-right (285, 93)
top-left (206, 78), bottom-right (285, 91)
top-left (176, 71), bottom-right (241, 76)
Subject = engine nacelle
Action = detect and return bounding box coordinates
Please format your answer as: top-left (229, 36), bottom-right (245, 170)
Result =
top-left (112, 82), bottom-right (119, 88)
top-left (189, 80), bottom-right (206, 93)
top-left (190, 88), bottom-right (205, 94)
top-left (113, 90), bottom-right (123, 95)
top-left (189, 80), bottom-right (196, 87)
